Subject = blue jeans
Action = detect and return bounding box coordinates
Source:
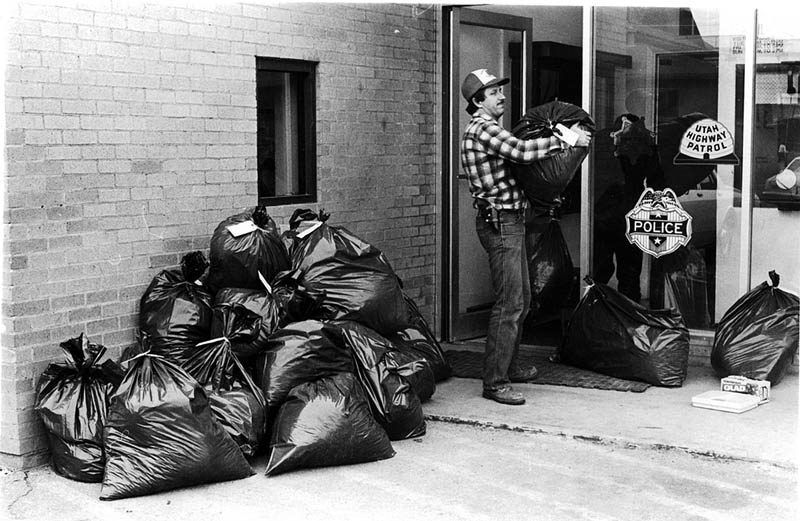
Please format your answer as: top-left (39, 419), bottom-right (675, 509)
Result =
top-left (476, 209), bottom-right (531, 390)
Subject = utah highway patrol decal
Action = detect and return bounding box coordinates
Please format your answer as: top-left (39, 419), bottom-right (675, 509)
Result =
top-left (673, 118), bottom-right (739, 165)
top-left (625, 188), bottom-right (692, 257)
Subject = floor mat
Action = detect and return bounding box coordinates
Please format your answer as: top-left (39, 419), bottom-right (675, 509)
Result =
top-left (445, 349), bottom-right (651, 393)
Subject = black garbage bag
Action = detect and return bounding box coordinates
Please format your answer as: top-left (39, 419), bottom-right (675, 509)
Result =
top-left (528, 218), bottom-right (577, 316)
top-left (510, 101), bottom-right (596, 210)
top-left (209, 298), bottom-right (271, 361)
top-left (206, 388), bottom-right (264, 458)
top-left (182, 305), bottom-right (268, 457)
top-left (34, 334), bottom-right (124, 482)
top-left (289, 208), bottom-right (329, 230)
top-left (271, 269), bottom-right (327, 327)
top-left (253, 320), bottom-right (354, 408)
top-left (383, 348), bottom-right (436, 403)
top-left (289, 217), bottom-right (409, 336)
top-left (100, 353), bottom-right (253, 500)
top-left (265, 372), bottom-right (395, 477)
top-left (207, 206), bottom-right (291, 292)
top-left (387, 293), bottom-right (452, 382)
top-left (214, 287), bottom-right (281, 358)
top-left (711, 271), bottom-right (800, 385)
top-left (558, 277), bottom-right (690, 387)
top-left (280, 208), bottom-right (330, 257)
top-left (333, 321), bottom-right (426, 441)
top-left (180, 250), bottom-right (210, 283)
top-left (662, 246), bottom-right (711, 329)
top-left (139, 253), bottom-right (213, 364)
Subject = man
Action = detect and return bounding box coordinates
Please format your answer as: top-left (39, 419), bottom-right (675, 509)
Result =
top-left (460, 69), bottom-right (591, 405)
top-left (594, 114), bottom-right (665, 304)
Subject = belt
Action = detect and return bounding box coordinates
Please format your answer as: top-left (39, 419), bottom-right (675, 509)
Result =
top-left (474, 201), bottom-right (524, 215)
top-left (475, 201), bottom-right (524, 232)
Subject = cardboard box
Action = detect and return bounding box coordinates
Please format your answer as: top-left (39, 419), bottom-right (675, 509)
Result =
top-left (720, 376), bottom-right (771, 404)
top-left (691, 390), bottom-right (760, 414)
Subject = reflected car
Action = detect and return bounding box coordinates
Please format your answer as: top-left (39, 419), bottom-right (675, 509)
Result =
top-left (678, 172), bottom-right (751, 253)
top-left (678, 173), bottom-right (718, 250)
top-left (761, 156), bottom-right (800, 211)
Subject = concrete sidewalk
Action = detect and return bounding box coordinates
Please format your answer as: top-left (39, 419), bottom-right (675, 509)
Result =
top-left (430, 341), bottom-right (799, 469)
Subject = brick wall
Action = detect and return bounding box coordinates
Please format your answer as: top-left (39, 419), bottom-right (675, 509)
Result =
top-left (2, 1), bottom-right (440, 468)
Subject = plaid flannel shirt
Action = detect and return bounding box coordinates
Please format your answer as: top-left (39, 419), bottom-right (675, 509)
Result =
top-left (461, 112), bottom-right (563, 211)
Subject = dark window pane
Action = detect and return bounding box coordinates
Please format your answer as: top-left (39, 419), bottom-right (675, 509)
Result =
top-left (256, 58), bottom-right (317, 205)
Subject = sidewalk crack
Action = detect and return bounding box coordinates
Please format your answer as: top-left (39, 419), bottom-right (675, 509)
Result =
top-left (7, 471), bottom-right (33, 513)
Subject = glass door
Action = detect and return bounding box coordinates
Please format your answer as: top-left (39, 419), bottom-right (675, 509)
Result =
top-left (443, 7), bottom-right (532, 341)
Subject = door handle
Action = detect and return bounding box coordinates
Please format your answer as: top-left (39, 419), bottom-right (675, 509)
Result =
top-left (457, 174), bottom-right (468, 180)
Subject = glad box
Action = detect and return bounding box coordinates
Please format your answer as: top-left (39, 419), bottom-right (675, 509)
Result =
top-left (691, 391), bottom-right (760, 414)
top-left (720, 376), bottom-right (770, 404)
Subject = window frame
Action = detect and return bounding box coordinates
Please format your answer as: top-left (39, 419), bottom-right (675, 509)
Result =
top-left (256, 57), bottom-right (318, 206)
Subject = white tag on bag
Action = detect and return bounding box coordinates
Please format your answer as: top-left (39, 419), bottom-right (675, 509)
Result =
top-left (296, 220), bottom-right (323, 239)
top-left (554, 123), bottom-right (579, 147)
top-left (227, 220), bottom-right (258, 237)
top-left (258, 271), bottom-right (273, 294)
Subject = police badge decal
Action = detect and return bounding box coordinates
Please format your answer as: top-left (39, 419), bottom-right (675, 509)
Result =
top-left (625, 188), bottom-right (693, 257)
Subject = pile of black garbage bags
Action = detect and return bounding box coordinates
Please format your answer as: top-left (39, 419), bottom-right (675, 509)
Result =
top-left (557, 270), bottom-right (798, 389)
top-left (34, 207), bottom-right (451, 500)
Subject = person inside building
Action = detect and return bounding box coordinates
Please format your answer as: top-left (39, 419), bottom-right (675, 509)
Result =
top-left (460, 68), bottom-right (592, 405)
top-left (593, 113), bottom-right (665, 303)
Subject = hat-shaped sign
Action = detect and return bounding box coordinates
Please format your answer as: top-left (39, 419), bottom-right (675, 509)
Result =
top-left (673, 118), bottom-right (739, 165)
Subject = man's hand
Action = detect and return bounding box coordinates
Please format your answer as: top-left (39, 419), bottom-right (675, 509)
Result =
top-left (571, 122), bottom-right (592, 147)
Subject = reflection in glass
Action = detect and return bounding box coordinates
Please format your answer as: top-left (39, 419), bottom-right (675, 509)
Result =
top-left (749, 9), bottom-right (800, 298)
top-left (592, 7), bottom-right (750, 329)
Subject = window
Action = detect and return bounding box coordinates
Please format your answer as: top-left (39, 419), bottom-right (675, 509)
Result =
top-left (256, 57), bottom-right (317, 205)
top-left (749, 10), bottom-right (800, 297)
top-left (678, 8), bottom-right (700, 36)
top-left (593, 7), bottom-right (749, 329)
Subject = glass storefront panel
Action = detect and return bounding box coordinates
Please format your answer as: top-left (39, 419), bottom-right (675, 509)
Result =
top-left (750, 10), bottom-right (800, 296)
top-left (592, 7), bottom-right (750, 329)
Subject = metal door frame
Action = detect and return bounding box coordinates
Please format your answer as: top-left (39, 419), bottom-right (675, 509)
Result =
top-left (442, 6), bottom-right (533, 341)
